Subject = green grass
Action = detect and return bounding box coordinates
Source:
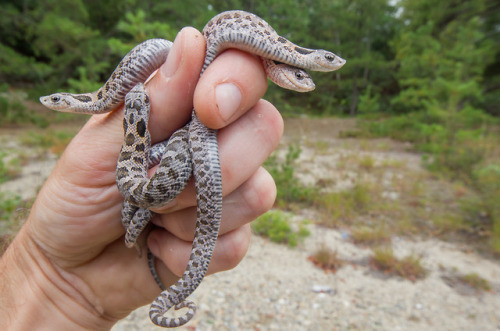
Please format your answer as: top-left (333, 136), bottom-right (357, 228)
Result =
top-left (459, 272), bottom-right (491, 292)
top-left (252, 210), bottom-right (310, 247)
top-left (0, 152), bottom-right (21, 184)
top-left (370, 246), bottom-right (427, 281)
top-left (357, 110), bottom-right (500, 255)
top-left (20, 130), bottom-right (75, 155)
top-left (264, 145), bottom-right (318, 207)
top-left (316, 182), bottom-right (372, 226)
top-left (0, 88), bottom-right (50, 128)
top-left (0, 191), bottom-right (26, 255)
top-left (309, 245), bottom-right (344, 272)
top-left (351, 225), bottom-right (391, 246)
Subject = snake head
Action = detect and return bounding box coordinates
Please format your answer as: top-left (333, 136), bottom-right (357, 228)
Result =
top-left (312, 50), bottom-right (346, 72)
top-left (39, 93), bottom-right (74, 112)
top-left (264, 59), bottom-right (315, 92)
top-left (277, 66), bottom-right (315, 92)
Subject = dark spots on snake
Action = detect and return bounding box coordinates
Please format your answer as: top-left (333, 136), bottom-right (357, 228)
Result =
top-left (277, 36), bottom-right (287, 44)
top-left (168, 168), bottom-right (178, 178)
top-left (133, 182), bottom-right (146, 198)
top-left (175, 153), bottom-right (187, 162)
top-left (116, 167), bottom-right (128, 179)
top-left (132, 99), bottom-right (142, 111)
top-left (128, 113), bottom-right (135, 124)
top-left (123, 119), bottom-right (128, 132)
top-left (136, 119), bottom-right (147, 137)
top-left (245, 15), bottom-right (252, 21)
top-left (294, 46), bottom-right (314, 55)
top-left (233, 12), bottom-right (240, 18)
top-left (133, 156), bottom-right (143, 164)
top-left (135, 143), bottom-right (145, 152)
top-left (235, 18), bottom-right (242, 24)
top-left (264, 30), bottom-right (271, 36)
top-left (125, 133), bottom-right (135, 146)
top-left (119, 151), bottom-right (132, 162)
top-left (97, 90), bottom-right (103, 100)
top-left (72, 95), bottom-right (92, 103)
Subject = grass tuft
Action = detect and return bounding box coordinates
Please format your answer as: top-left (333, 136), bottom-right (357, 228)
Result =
top-left (252, 210), bottom-right (310, 247)
top-left (370, 246), bottom-right (427, 281)
top-left (459, 272), bottom-right (491, 292)
top-left (309, 245), bottom-right (344, 273)
top-left (351, 225), bottom-right (391, 246)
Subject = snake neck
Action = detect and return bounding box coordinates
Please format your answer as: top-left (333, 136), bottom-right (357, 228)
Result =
top-left (202, 10), bottom-right (326, 72)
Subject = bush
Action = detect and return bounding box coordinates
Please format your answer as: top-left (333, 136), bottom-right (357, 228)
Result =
top-left (265, 145), bottom-right (318, 206)
top-left (252, 210), bottom-right (310, 247)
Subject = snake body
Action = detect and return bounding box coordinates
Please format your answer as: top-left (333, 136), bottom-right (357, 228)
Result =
top-left (40, 10), bottom-right (345, 328)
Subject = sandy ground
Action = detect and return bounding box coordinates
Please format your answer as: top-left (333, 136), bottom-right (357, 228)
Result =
top-left (1, 118), bottom-right (499, 330)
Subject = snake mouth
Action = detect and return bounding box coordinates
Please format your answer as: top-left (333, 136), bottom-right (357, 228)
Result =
top-left (39, 95), bottom-right (72, 112)
top-left (316, 55), bottom-right (346, 71)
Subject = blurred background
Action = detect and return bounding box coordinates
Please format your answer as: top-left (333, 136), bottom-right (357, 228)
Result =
top-left (1, 0), bottom-right (499, 328)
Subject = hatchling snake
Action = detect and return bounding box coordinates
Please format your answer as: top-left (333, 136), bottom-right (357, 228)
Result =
top-left (40, 10), bottom-right (345, 328)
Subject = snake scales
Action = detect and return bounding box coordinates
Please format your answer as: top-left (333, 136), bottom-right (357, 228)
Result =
top-left (40, 10), bottom-right (345, 328)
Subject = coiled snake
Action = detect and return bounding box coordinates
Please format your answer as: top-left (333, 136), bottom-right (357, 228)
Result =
top-left (40, 10), bottom-right (345, 328)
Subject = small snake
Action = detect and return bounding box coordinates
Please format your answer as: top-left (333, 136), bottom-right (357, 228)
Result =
top-left (40, 10), bottom-right (345, 328)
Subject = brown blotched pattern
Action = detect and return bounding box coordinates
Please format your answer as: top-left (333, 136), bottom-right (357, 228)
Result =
top-left (39, 10), bottom-right (346, 328)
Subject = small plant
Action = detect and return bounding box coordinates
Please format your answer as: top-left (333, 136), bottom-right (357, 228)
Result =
top-left (317, 182), bottom-right (372, 226)
top-left (358, 155), bottom-right (376, 171)
top-left (0, 191), bottom-right (22, 222)
top-left (20, 130), bottom-right (75, 155)
top-left (308, 245), bottom-right (344, 273)
top-left (459, 272), bottom-right (491, 292)
top-left (351, 225), bottom-right (391, 246)
top-left (264, 145), bottom-right (317, 206)
top-left (370, 246), bottom-right (427, 281)
top-left (252, 210), bottom-right (310, 247)
top-left (0, 153), bottom-right (21, 183)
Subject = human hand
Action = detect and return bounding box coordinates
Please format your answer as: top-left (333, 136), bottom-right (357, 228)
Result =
top-left (0, 27), bottom-right (283, 330)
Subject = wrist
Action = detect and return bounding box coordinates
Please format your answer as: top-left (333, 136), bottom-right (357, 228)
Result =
top-left (0, 226), bottom-right (115, 331)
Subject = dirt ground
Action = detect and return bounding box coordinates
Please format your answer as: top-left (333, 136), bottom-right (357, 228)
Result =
top-left (1, 118), bottom-right (499, 330)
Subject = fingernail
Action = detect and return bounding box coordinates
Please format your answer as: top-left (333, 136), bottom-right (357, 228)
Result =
top-left (215, 83), bottom-right (242, 121)
top-left (161, 29), bottom-right (185, 77)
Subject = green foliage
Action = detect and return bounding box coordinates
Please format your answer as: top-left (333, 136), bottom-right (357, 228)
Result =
top-left (0, 0), bottom-right (497, 119)
top-left (252, 210), bottom-right (310, 247)
top-left (459, 272), bottom-right (491, 292)
top-left (264, 145), bottom-right (317, 206)
top-left (371, 246), bottom-right (427, 281)
top-left (0, 152), bottom-right (21, 184)
top-left (310, 246), bottom-right (344, 272)
top-left (318, 183), bottom-right (372, 225)
top-left (0, 89), bottom-right (49, 127)
top-left (20, 130), bottom-right (75, 154)
top-left (351, 225), bottom-right (391, 246)
top-left (0, 192), bottom-right (22, 222)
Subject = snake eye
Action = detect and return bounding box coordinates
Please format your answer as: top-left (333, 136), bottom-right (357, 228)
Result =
top-left (51, 95), bottom-right (61, 103)
top-left (295, 72), bottom-right (304, 80)
top-left (325, 54), bottom-right (335, 62)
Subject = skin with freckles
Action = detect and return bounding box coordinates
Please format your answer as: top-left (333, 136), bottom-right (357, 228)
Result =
top-left (0, 27), bottom-right (282, 330)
